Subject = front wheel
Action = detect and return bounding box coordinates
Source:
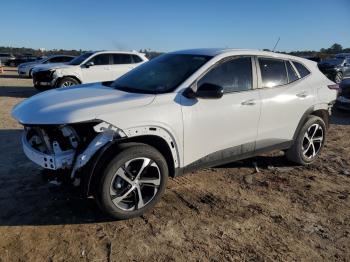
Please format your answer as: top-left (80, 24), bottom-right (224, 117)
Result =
top-left (57, 77), bottom-right (79, 87)
top-left (96, 144), bottom-right (168, 220)
top-left (286, 116), bottom-right (326, 165)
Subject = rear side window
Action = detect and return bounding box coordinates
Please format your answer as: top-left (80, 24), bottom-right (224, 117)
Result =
top-left (132, 55), bottom-right (143, 63)
top-left (292, 61), bottom-right (310, 78)
top-left (112, 54), bottom-right (132, 64)
top-left (258, 58), bottom-right (288, 87)
top-left (286, 61), bottom-right (299, 83)
top-left (198, 57), bottom-right (253, 93)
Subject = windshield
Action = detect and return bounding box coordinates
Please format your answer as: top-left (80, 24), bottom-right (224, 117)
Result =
top-left (69, 52), bottom-right (94, 65)
top-left (321, 59), bottom-right (343, 66)
top-left (111, 54), bottom-right (211, 94)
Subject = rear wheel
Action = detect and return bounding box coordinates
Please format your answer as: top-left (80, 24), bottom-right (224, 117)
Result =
top-left (57, 77), bottom-right (79, 87)
top-left (96, 144), bottom-right (168, 219)
top-left (286, 116), bottom-right (326, 165)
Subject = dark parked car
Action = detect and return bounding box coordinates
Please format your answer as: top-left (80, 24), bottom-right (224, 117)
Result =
top-left (336, 78), bottom-right (350, 111)
top-left (0, 53), bottom-right (15, 64)
top-left (5, 55), bottom-right (42, 67)
top-left (335, 53), bottom-right (350, 59)
top-left (318, 57), bottom-right (350, 83)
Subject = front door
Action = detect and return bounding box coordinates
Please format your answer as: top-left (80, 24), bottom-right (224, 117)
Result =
top-left (81, 53), bottom-right (111, 83)
top-left (181, 56), bottom-right (261, 168)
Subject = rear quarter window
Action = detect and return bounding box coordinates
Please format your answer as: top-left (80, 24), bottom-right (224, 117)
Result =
top-left (292, 61), bottom-right (310, 78)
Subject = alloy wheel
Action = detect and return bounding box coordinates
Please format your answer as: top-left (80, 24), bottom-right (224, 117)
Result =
top-left (61, 81), bottom-right (75, 87)
top-left (302, 123), bottom-right (324, 159)
top-left (335, 73), bottom-right (343, 84)
top-left (109, 157), bottom-right (161, 211)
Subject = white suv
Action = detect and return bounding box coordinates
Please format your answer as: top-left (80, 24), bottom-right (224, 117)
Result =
top-left (32, 51), bottom-right (148, 90)
top-left (12, 49), bottom-right (337, 219)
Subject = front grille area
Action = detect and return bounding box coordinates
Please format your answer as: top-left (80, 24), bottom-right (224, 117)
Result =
top-left (33, 70), bottom-right (54, 83)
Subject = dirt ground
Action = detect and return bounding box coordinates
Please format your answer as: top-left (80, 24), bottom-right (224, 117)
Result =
top-left (0, 67), bottom-right (349, 262)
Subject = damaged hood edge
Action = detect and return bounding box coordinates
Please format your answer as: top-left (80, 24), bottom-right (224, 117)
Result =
top-left (12, 83), bottom-right (156, 125)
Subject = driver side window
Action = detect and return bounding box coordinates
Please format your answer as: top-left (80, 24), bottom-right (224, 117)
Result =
top-left (197, 57), bottom-right (253, 93)
top-left (87, 54), bottom-right (110, 65)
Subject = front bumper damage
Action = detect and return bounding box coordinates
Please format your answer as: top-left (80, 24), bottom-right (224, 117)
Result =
top-left (22, 122), bottom-right (125, 183)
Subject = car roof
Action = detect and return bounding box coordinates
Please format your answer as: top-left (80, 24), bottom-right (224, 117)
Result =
top-left (170, 48), bottom-right (315, 66)
top-left (93, 50), bottom-right (145, 56)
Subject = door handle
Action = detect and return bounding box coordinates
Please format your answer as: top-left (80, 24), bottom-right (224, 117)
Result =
top-left (241, 99), bottom-right (256, 106)
top-left (296, 91), bottom-right (308, 98)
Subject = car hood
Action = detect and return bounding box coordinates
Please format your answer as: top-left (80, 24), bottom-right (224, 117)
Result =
top-left (19, 61), bottom-right (39, 68)
top-left (12, 82), bottom-right (155, 125)
top-left (32, 63), bottom-right (66, 72)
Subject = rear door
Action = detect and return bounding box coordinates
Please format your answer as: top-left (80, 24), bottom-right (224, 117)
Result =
top-left (256, 58), bottom-right (314, 148)
top-left (181, 56), bottom-right (261, 167)
top-left (81, 53), bottom-right (111, 83)
top-left (110, 54), bottom-right (136, 80)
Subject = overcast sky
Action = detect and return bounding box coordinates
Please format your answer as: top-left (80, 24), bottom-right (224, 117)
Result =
top-left (1, 0), bottom-right (349, 52)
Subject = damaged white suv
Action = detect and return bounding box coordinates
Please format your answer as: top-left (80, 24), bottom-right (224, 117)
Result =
top-left (12, 49), bottom-right (337, 219)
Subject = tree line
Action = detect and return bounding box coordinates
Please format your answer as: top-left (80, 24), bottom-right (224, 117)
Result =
top-left (0, 43), bottom-right (348, 59)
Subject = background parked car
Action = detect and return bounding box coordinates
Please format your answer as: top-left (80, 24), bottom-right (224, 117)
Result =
top-left (17, 55), bottom-right (75, 78)
top-left (318, 57), bottom-right (350, 83)
top-left (0, 53), bottom-right (15, 65)
top-left (335, 53), bottom-right (350, 59)
top-left (5, 54), bottom-right (42, 67)
top-left (32, 51), bottom-right (148, 90)
top-left (336, 78), bottom-right (350, 111)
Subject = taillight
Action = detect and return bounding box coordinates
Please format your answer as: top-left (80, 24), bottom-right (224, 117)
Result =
top-left (328, 84), bottom-right (339, 90)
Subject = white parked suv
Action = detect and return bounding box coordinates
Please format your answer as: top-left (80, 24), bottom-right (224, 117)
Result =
top-left (32, 51), bottom-right (148, 90)
top-left (12, 48), bottom-right (337, 219)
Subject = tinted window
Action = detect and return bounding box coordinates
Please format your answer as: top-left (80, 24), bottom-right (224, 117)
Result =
top-left (132, 55), bottom-right (142, 63)
top-left (293, 61), bottom-right (310, 78)
top-left (69, 52), bottom-right (94, 65)
top-left (198, 57), bottom-right (252, 92)
top-left (62, 56), bottom-right (74, 62)
top-left (286, 61), bottom-right (299, 83)
top-left (88, 54), bottom-right (110, 65)
top-left (111, 54), bottom-right (211, 94)
top-left (259, 58), bottom-right (288, 87)
top-left (48, 56), bottom-right (65, 63)
top-left (112, 54), bottom-right (132, 64)
top-left (345, 58), bottom-right (350, 65)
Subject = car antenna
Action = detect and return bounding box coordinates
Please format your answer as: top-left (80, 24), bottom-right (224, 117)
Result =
top-left (272, 37), bottom-right (280, 52)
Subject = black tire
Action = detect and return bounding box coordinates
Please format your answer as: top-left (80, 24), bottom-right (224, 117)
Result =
top-left (334, 72), bottom-right (343, 84)
top-left (10, 61), bottom-right (15, 67)
top-left (57, 77), bottom-right (79, 87)
top-left (286, 115), bottom-right (326, 165)
top-left (96, 144), bottom-right (168, 220)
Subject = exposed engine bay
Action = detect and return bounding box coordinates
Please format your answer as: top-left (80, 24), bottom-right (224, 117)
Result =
top-left (22, 121), bottom-right (125, 182)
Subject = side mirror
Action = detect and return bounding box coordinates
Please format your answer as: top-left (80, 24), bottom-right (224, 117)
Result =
top-left (85, 61), bottom-right (94, 68)
top-left (183, 83), bottom-right (224, 99)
